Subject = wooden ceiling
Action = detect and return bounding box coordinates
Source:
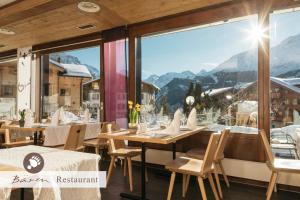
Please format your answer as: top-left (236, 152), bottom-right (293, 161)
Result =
top-left (0, 0), bottom-right (299, 53)
top-left (0, 0), bottom-right (232, 53)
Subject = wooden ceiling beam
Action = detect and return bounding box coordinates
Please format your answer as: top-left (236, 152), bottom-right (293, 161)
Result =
top-left (0, 0), bottom-right (74, 27)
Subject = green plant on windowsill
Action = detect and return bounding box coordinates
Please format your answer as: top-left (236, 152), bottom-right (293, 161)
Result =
top-left (19, 109), bottom-right (26, 127)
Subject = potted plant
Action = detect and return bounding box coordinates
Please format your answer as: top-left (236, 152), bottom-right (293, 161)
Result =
top-left (128, 101), bottom-right (141, 129)
top-left (19, 109), bottom-right (26, 127)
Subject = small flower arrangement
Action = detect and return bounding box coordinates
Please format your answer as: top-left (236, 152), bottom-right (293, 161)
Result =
top-left (128, 101), bottom-right (141, 126)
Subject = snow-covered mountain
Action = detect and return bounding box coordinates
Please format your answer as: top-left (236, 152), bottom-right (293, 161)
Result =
top-left (144, 70), bottom-right (196, 88)
top-left (211, 33), bottom-right (300, 75)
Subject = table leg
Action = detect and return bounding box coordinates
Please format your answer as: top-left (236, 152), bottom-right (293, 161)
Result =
top-left (20, 188), bottom-right (24, 200)
top-left (172, 143), bottom-right (176, 160)
top-left (34, 131), bottom-right (38, 145)
top-left (120, 143), bottom-right (148, 200)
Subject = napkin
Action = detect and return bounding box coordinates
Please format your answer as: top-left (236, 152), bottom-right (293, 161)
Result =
top-left (84, 109), bottom-right (90, 123)
top-left (187, 108), bottom-right (197, 130)
top-left (163, 109), bottom-right (181, 134)
top-left (51, 109), bottom-right (60, 126)
top-left (59, 107), bottom-right (66, 122)
top-left (297, 128), bottom-right (300, 157)
top-left (24, 109), bottom-right (34, 127)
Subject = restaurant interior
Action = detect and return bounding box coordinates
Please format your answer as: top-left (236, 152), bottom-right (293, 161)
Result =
top-left (0, 0), bottom-right (300, 200)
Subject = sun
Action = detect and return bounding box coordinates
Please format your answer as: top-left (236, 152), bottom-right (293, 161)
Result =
top-left (244, 24), bottom-right (268, 47)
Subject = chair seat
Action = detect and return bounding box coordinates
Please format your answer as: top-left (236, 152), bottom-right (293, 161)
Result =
top-left (109, 147), bottom-right (142, 157)
top-left (273, 159), bottom-right (300, 173)
top-left (271, 143), bottom-right (296, 149)
top-left (165, 156), bottom-right (205, 176)
top-left (83, 138), bottom-right (108, 148)
top-left (186, 148), bottom-right (206, 160)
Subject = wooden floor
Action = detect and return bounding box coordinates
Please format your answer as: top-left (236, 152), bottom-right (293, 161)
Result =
top-left (10, 160), bottom-right (300, 200)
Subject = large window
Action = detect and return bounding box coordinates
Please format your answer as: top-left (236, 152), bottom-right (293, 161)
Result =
top-left (41, 46), bottom-right (100, 120)
top-left (270, 10), bottom-right (300, 159)
top-left (0, 59), bottom-right (17, 120)
top-left (137, 16), bottom-right (259, 132)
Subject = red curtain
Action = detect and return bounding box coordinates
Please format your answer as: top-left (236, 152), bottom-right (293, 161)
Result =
top-left (104, 39), bottom-right (128, 128)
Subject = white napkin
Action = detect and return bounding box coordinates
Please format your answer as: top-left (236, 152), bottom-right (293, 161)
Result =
top-left (187, 108), bottom-right (197, 130)
top-left (51, 109), bottom-right (60, 126)
top-left (24, 109), bottom-right (34, 127)
top-left (59, 107), bottom-right (66, 122)
top-left (163, 109), bottom-right (181, 134)
top-left (296, 128), bottom-right (300, 157)
top-left (84, 109), bottom-right (90, 123)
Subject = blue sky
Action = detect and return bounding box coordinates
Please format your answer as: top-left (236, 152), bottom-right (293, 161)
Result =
top-left (62, 11), bottom-right (300, 79)
top-left (66, 46), bottom-right (100, 69)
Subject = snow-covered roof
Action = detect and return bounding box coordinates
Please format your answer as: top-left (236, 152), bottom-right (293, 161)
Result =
top-left (281, 78), bottom-right (300, 86)
top-left (50, 59), bottom-right (92, 78)
top-left (202, 87), bottom-right (232, 97)
top-left (271, 77), bottom-right (300, 94)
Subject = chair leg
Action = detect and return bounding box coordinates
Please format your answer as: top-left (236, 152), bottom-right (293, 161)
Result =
top-left (127, 157), bottom-right (133, 192)
top-left (214, 169), bottom-right (223, 199)
top-left (167, 172), bottom-right (176, 200)
top-left (218, 161), bottom-right (230, 188)
top-left (185, 175), bottom-right (190, 195)
top-left (266, 172), bottom-right (275, 196)
top-left (95, 147), bottom-right (100, 155)
top-left (208, 173), bottom-right (220, 200)
top-left (106, 156), bottom-right (115, 185)
top-left (267, 172), bottom-right (278, 200)
top-left (197, 177), bottom-right (207, 200)
top-left (145, 167), bottom-right (149, 182)
top-left (123, 158), bottom-right (127, 177)
top-left (182, 174), bottom-right (186, 198)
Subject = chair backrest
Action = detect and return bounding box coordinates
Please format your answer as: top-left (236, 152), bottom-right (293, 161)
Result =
top-left (102, 122), bottom-right (125, 152)
top-left (259, 130), bottom-right (274, 165)
top-left (64, 124), bottom-right (87, 151)
top-left (201, 132), bottom-right (221, 175)
top-left (214, 128), bottom-right (230, 161)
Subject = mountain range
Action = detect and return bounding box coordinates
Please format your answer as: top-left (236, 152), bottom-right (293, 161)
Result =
top-left (144, 33), bottom-right (300, 112)
top-left (144, 32), bottom-right (300, 89)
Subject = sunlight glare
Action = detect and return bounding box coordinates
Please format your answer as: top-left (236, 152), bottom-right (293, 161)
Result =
top-left (244, 24), bottom-right (268, 47)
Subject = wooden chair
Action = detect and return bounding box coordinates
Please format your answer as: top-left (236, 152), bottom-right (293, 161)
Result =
top-left (83, 122), bottom-right (108, 155)
top-left (63, 124), bottom-right (87, 151)
top-left (106, 122), bottom-right (147, 192)
top-left (186, 129), bottom-right (231, 190)
top-left (259, 130), bottom-right (300, 200)
top-left (165, 132), bottom-right (221, 200)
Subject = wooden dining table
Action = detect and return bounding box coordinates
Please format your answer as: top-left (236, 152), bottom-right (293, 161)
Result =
top-left (2, 125), bottom-right (45, 145)
top-left (98, 126), bottom-right (206, 200)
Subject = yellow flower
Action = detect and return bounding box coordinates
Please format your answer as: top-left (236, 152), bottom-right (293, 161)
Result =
top-left (136, 107), bottom-right (141, 112)
top-left (129, 105), bottom-right (133, 109)
top-left (135, 103), bottom-right (141, 108)
top-left (128, 100), bottom-right (133, 105)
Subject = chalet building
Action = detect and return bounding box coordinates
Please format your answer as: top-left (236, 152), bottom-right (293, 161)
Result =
top-left (43, 60), bottom-right (92, 117)
top-left (238, 77), bottom-right (300, 128)
top-left (83, 79), bottom-right (159, 111)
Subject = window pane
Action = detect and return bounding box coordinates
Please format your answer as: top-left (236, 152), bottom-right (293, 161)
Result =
top-left (41, 46), bottom-right (100, 120)
top-left (270, 10), bottom-right (300, 159)
top-left (0, 59), bottom-right (17, 119)
top-left (139, 16), bottom-right (258, 132)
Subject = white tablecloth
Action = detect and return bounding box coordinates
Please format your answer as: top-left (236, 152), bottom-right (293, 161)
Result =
top-left (43, 123), bottom-right (101, 146)
top-left (0, 145), bottom-right (101, 200)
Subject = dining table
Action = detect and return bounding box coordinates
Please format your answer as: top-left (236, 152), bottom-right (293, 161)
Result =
top-left (0, 145), bottom-right (101, 200)
top-left (2, 125), bottom-right (45, 145)
top-left (98, 126), bottom-right (206, 200)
